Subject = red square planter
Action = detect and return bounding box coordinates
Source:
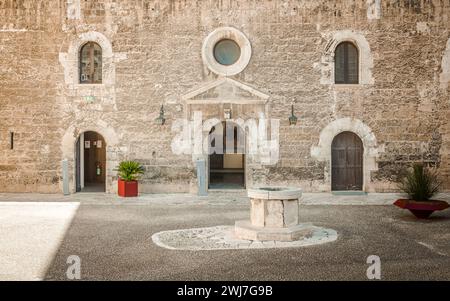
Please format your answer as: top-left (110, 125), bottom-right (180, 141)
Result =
top-left (118, 179), bottom-right (138, 197)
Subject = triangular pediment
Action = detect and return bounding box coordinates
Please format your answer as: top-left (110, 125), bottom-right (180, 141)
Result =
top-left (182, 77), bottom-right (269, 104)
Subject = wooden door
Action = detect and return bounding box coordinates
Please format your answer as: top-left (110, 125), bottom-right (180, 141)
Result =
top-left (331, 132), bottom-right (363, 191)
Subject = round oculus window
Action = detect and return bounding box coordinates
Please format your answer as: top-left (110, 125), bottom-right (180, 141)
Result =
top-left (213, 39), bottom-right (241, 66)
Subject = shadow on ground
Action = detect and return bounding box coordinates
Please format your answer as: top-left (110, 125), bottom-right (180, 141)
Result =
top-left (44, 202), bottom-right (450, 280)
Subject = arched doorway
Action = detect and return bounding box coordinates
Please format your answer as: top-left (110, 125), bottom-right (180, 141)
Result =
top-left (208, 121), bottom-right (245, 189)
top-left (75, 131), bottom-right (106, 192)
top-left (331, 131), bottom-right (363, 191)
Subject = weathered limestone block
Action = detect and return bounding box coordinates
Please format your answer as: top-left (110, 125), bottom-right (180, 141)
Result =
top-left (250, 199), bottom-right (265, 227)
top-left (235, 187), bottom-right (304, 241)
top-left (283, 199), bottom-right (299, 227)
top-left (265, 200), bottom-right (284, 227)
top-left (250, 198), bottom-right (300, 228)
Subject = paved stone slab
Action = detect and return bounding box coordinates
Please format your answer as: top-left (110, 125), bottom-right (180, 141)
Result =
top-left (1, 192), bottom-right (449, 206)
top-left (151, 224), bottom-right (337, 250)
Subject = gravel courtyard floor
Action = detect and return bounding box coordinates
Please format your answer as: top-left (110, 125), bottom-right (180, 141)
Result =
top-left (0, 192), bottom-right (449, 280)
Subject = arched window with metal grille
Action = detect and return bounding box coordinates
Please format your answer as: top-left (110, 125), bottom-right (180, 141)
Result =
top-left (334, 42), bottom-right (359, 84)
top-left (79, 42), bottom-right (102, 84)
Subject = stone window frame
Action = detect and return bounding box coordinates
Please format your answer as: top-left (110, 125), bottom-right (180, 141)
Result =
top-left (59, 31), bottom-right (118, 87)
top-left (320, 30), bottom-right (374, 86)
top-left (310, 118), bottom-right (382, 192)
top-left (439, 37), bottom-right (450, 89)
top-left (202, 27), bottom-right (252, 76)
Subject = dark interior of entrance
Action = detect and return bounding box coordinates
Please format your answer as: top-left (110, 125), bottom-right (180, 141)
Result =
top-left (76, 131), bottom-right (106, 192)
top-left (331, 131), bottom-right (363, 191)
top-left (209, 122), bottom-right (245, 189)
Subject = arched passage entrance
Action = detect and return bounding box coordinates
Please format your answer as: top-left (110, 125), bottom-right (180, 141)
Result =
top-left (208, 121), bottom-right (245, 189)
top-left (331, 131), bottom-right (363, 191)
top-left (75, 131), bottom-right (106, 192)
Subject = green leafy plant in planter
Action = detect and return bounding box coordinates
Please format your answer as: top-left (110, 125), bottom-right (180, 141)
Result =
top-left (116, 161), bottom-right (144, 181)
top-left (394, 163), bottom-right (448, 218)
top-left (398, 164), bottom-right (440, 201)
top-left (115, 161), bottom-right (144, 197)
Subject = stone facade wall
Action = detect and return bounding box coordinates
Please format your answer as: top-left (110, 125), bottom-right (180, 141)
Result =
top-left (0, 0), bottom-right (449, 193)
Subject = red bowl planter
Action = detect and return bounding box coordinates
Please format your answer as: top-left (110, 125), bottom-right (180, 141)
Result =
top-left (118, 179), bottom-right (138, 197)
top-left (394, 199), bottom-right (449, 219)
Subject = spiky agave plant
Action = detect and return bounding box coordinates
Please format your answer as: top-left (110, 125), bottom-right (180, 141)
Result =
top-left (115, 161), bottom-right (144, 181)
top-left (398, 163), bottom-right (441, 201)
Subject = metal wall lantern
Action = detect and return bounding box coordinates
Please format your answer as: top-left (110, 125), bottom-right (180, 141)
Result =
top-left (288, 104), bottom-right (298, 126)
top-left (155, 105), bottom-right (166, 125)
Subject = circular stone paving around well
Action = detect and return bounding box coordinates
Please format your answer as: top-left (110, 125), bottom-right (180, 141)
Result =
top-left (151, 224), bottom-right (338, 250)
